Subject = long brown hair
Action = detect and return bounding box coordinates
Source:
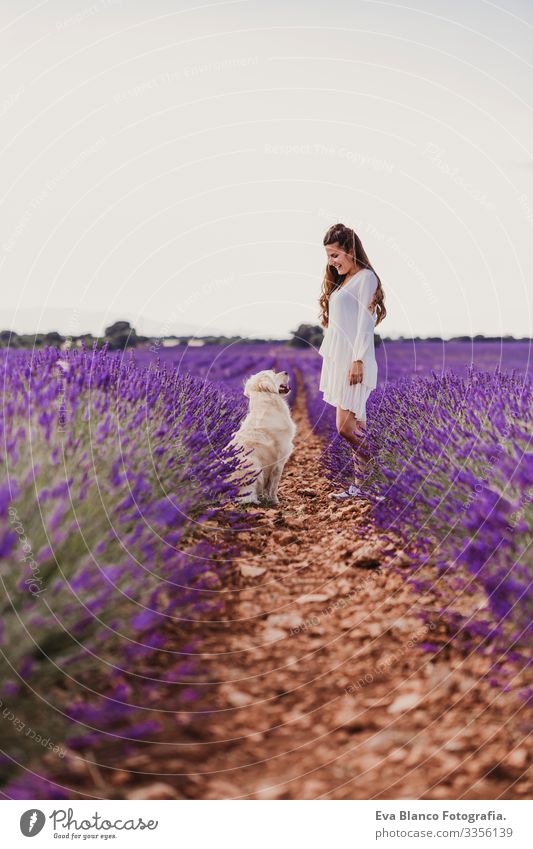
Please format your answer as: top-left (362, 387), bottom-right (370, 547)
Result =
top-left (319, 223), bottom-right (386, 328)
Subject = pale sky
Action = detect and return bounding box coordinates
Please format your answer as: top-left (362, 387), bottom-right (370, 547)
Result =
top-left (1, 0), bottom-right (532, 340)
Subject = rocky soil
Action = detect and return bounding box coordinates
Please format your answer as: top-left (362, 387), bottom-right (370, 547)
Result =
top-left (37, 369), bottom-right (532, 800)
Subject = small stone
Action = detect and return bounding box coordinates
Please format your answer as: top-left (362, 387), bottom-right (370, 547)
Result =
top-left (266, 612), bottom-right (302, 628)
top-left (240, 564), bottom-right (267, 577)
top-left (255, 782), bottom-right (285, 799)
top-left (126, 782), bottom-right (179, 800)
top-left (276, 532), bottom-right (298, 545)
top-left (388, 692), bottom-right (420, 714)
top-left (225, 689), bottom-right (251, 707)
top-left (109, 770), bottom-right (131, 786)
top-left (505, 748), bottom-right (528, 769)
top-left (262, 627), bottom-right (287, 641)
top-left (335, 703), bottom-right (367, 731)
top-left (296, 593), bottom-right (330, 604)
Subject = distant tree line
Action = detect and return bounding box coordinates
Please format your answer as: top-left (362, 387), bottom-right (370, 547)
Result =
top-left (0, 322), bottom-right (146, 351)
top-left (0, 321), bottom-right (290, 350)
top-left (0, 321), bottom-right (529, 350)
top-left (287, 325), bottom-right (529, 349)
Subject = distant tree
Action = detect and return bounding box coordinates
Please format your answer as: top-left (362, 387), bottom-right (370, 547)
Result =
top-left (289, 323), bottom-right (324, 349)
top-left (14, 334), bottom-right (39, 347)
top-left (72, 334), bottom-right (97, 348)
top-left (0, 330), bottom-right (19, 347)
top-left (104, 320), bottom-right (138, 350)
top-left (45, 331), bottom-right (65, 346)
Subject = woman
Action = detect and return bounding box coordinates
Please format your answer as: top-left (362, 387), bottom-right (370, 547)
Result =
top-left (318, 223), bottom-right (386, 498)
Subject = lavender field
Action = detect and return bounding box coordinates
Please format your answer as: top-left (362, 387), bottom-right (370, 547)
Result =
top-left (0, 338), bottom-right (531, 799)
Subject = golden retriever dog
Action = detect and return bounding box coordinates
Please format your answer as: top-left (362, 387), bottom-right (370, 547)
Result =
top-left (228, 369), bottom-right (297, 505)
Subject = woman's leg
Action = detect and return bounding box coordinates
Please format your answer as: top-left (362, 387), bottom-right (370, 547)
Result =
top-left (336, 407), bottom-right (365, 446)
top-left (336, 407), bottom-right (368, 484)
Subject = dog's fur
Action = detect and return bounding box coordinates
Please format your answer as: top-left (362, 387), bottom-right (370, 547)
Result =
top-left (228, 369), bottom-right (297, 505)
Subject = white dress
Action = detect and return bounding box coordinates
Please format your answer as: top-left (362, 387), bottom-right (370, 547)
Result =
top-left (318, 268), bottom-right (378, 420)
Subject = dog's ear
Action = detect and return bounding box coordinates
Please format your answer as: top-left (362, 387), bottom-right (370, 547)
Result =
top-left (243, 372), bottom-right (276, 396)
top-left (254, 373), bottom-right (277, 393)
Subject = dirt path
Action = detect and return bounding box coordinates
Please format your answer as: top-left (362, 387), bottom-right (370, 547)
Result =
top-left (169, 368), bottom-right (531, 800)
top-left (49, 368), bottom-right (531, 801)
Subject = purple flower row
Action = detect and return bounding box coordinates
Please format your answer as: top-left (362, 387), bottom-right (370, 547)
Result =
top-left (317, 365), bottom-right (532, 680)
top-left (0, 344), bottom-right (256, 796)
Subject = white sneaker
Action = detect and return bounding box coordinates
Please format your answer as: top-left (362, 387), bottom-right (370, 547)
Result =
top-left (330, 483), bottom-right (364, 499)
